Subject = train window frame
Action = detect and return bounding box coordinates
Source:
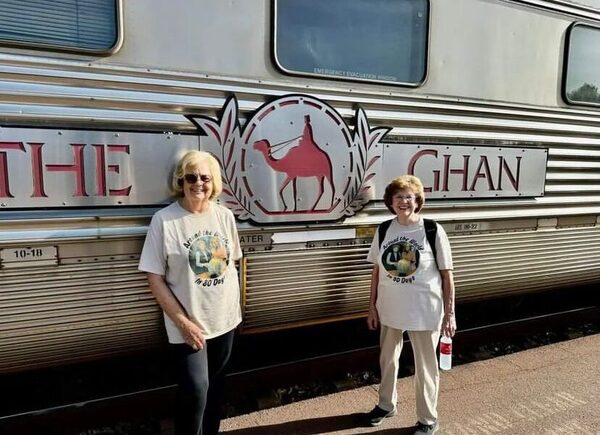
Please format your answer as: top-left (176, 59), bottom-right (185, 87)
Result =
top-left (562, 0), bottom-right (600, 10)
top-left (563, 22), bottom-right (600, 107)
top-left (272, 0), bottom-right (429, 87)
top-left (0, 0), bottom-right (123, 55)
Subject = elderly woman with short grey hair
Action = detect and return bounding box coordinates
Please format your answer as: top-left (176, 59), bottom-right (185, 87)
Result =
top-left (361, 174), bottom-right (456, 435)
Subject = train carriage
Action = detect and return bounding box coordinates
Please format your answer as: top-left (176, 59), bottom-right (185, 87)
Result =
top-left (1, 0), bottom-right (600, 374)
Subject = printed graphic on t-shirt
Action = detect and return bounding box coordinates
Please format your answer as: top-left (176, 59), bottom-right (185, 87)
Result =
top-left (381, 236), bottom-right (422, 282)
top-left (186, 233), bottom-right (230, 283)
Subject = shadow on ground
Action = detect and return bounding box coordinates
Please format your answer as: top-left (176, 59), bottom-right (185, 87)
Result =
top-left (221, 413), bottom-right (415, 435)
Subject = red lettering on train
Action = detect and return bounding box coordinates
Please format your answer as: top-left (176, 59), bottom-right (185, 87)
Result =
top-left (408, 150), bottom-right (522, 193)
top-left (497, 156), bottom-right (521, 191)
top-left (0, 142), bottom-right (132, 198)
top-left (0, 142), bottom-right (26, 197)
top-left (44, 144), bottom-right (88, 197)
top-left (106, 145), bottom-right (132, 196)
top-left (443, 154), bottom-right (470, 191)
top-left (469, 156), bottom-right (494, 191)
top-left (29, 143), bottom-right (47, 197)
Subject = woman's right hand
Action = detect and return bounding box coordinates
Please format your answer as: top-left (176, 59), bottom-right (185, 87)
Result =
top-left (179, 318), bottom-right (206, 351)
top-left (367, 305), bottom-right (379, 330)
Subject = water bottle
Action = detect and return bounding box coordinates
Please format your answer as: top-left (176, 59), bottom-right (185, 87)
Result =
top-left (439, 335), bottom-right (452, 370)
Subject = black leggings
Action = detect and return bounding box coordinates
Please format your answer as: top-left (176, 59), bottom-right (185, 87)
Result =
top-left (172, 330), bottom-right (235, 435)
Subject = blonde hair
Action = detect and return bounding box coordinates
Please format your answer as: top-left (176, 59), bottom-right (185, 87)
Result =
top-left (383, 175), bottom-right (425, 213)
top-left (171, 151), bottom-right (223, 200)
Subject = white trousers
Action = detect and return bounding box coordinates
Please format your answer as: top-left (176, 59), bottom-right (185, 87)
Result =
top-left (378, 325), bottom-right (440, 425)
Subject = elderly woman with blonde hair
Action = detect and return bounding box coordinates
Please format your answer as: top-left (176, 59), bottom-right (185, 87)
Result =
top-left (139, 150), bottom-right (242, 435)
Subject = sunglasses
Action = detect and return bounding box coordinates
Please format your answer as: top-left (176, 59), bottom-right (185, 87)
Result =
top-left (182, 173), bottom-right (213, 184)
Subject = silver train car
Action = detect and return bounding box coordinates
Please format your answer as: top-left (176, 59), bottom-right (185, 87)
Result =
top-left (1, 0), bottom-right (600, 374)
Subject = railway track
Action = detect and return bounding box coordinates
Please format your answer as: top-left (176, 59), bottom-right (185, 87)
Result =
top-left (1, 287), bottom-right (599, 435)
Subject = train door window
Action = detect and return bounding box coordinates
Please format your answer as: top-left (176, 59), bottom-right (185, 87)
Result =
top-left (564, 23), bottom-right (600, 106)
top-left (0, 0), bottom-right (120, 53)
top-left (274, 0), bottom-right (428, 86)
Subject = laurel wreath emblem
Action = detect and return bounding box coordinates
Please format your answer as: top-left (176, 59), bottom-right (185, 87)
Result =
top-left (192, 97), bottom-right (255, 220)
top-left (192, 96), bottom-right (389, 222)
top-left (343, 108), bottom-right (390, 216)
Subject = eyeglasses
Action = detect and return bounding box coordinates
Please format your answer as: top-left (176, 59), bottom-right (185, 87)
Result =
top-left (183, 173), bottom-right (212, 184)
top-left (394, 194), bottom-right (416, 201)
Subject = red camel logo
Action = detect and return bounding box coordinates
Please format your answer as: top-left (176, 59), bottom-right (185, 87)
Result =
top-left (190, 95), bottom-right (390, 224)
top-left (252, 115), bottom-right (336, 212)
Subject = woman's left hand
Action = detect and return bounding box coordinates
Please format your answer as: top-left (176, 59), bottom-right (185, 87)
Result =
top-left (442, 312), bottom-right (456, 337)
top-left (179, 319), bottom-right (206, 351)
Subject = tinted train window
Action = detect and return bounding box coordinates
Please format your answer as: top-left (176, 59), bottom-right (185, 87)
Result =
top-left (274, 0), bottom-right (428, 86)
top-left (0, 0), bottom-right (119, 52)
top-left (564, 24), bottom-right (600, 106)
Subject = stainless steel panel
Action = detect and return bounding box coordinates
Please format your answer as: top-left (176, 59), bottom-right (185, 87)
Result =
top-left (0, 214), bottom-right (151, 242)
top-left (515, 0), bottom-right (600, 17)
top-left (379, 144), bottom-right (547, 198)
top-left (242, 246), bottom-right (372, 332)
top-left (240, 222), bottom-right (600, 332)
top-left (2, 214), bottom-right (599, 371)
top-left (0, 238), bottom-right (163, 373)
top-left (450, 225), bottom-right (600, 299)
top-left (0, 128), bottom-right (198, 208)
top-left (1, 0), bottom-right (600, 372)
top-left (0, 0), bottom-right (588, 126)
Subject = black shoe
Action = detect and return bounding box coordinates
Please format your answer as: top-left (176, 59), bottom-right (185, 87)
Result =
top-left (413, 420), bottom-right (439, 434)
top-left (363, 405), bottom-right (397, 426)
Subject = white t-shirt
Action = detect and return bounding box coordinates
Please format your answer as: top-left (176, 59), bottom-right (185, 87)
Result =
top-left (139, 201), bottom-right (243, 342)
top-left (367, 218), bottom-right (453, 331)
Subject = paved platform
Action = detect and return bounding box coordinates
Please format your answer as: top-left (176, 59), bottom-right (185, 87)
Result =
top-left (221, 334), bottom-right (600, 434)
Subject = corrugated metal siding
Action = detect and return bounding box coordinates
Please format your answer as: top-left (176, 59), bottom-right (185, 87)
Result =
top-left (451, 225), bottom-right (600, 299)
top-left (242, 246), bottom-right (372, 332)
top-left (546, 147), bottom-right (600, 196)
top-left (1, 0), bottom-right (600, 370)
top-left (0, 239), bottom-right (164, 373)
top-left (3, 220), bottom-right (599, 370)
top-left (240, 223), bottom-right (600, 332)
top-left (3, 138), bottom-right (600, 370)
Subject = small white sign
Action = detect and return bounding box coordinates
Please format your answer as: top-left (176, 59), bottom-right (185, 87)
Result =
top-left (1, 245), bottom-right (58, 268)
top-left (450, 222), bottom-right (483, 232)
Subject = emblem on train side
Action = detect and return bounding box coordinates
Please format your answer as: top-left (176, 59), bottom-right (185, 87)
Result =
top-left (190, 95), bottom-right (390, 223)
